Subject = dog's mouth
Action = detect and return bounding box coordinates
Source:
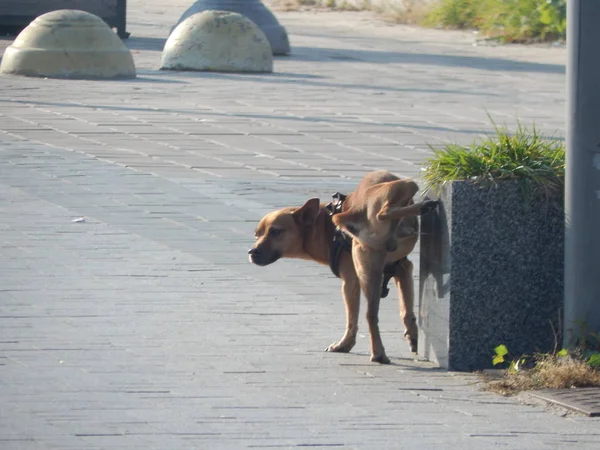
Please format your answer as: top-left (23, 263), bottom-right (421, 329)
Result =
top-left (248, 249), bottom-right (281, 266)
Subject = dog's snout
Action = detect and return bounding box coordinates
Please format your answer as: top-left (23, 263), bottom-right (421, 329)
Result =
top-left (248, 245), bottom-right (279, 266)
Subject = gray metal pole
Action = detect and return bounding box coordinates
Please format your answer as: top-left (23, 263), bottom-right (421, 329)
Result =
top-left (564, 0), bottom-right (600, 347)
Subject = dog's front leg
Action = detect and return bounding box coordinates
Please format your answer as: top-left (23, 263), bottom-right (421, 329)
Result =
top-left (352, 241), bottom-right (390, 364)
top-left (394, 258), bottom-right (418, 353)
top-left (326, 254), bottom-right (360, 353)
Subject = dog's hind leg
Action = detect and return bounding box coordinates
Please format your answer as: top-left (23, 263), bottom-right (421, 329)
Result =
top-left (326, 254), bottom-right (360, 353)
top-left (352, 241), bottom-right (390, 364)
top-left (394, 258), bottom-right (418, 353)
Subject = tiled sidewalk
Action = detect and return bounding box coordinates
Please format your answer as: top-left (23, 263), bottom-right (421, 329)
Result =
top-left (2, 2), bottom-right (595, 449)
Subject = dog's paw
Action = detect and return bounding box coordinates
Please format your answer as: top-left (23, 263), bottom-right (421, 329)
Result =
top-left (404, 330), bottom-right (418, 353)
top-left (326, 340), bottom-right (355, 353)
top-left (370, 353), bottom-right (391, 364)
top-left (420, 200), bottom-right (439, 215)
top-left (409, 338), bottom-right (418, 353)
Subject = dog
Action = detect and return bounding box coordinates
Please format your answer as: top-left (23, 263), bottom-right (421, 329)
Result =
top-left (331, 171), bottom-right (437, 363)
top-left (248, 171), bottom-right (435, 363)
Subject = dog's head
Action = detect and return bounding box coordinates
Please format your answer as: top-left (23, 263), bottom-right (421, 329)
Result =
top-left (248, 198), bottom-right (321, 266)
top-left (332, 179), bottom-right (419, 251)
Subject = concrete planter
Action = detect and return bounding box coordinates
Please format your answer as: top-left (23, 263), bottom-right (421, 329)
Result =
top-left (419, 181), bottom-right (564, 371)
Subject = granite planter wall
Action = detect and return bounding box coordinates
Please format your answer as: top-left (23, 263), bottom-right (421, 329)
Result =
top-left (419, 181), bottom-right (564, 371)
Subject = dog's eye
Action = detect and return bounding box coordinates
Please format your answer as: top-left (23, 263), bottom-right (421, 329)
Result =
top-left (269, 228), bottom-right (282, 238)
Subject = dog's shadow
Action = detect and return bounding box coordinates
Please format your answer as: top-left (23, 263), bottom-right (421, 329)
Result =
top-left (337, 355), bottom-right (443, 371)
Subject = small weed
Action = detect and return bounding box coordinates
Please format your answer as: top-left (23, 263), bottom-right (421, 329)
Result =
top-left (422, 0), bottom-right (483, 29)
top-left (486, 338), bottom-right (600, 396)
top-left (378, 1), bottom-right (431, 25)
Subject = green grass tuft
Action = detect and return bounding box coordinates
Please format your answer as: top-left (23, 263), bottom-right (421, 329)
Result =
top-left (422, 0), bottom-right (483, 29)
top-left (423, 0), bottom-right (567, 43)
top-left (422, 121), bottom-right (565, 200)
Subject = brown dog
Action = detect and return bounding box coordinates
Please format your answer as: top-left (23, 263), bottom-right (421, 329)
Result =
top-left (331, 171), bottom-right (436, 363)
top-left (248, 171), bottom-right (434, 363)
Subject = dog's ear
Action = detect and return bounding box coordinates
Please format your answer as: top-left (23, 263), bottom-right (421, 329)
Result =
top-left (376, 179), bottom-right (420, 221)
top-left (332, 210), bottom-right (362, 236)
top-left (293, 198), bottom-right (320, 226)
top-left (332, 210), bottom-right (353, 227)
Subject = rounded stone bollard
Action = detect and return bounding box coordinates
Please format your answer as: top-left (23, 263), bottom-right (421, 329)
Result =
top-left (171, 0), bottom-right (290, 55)
top-left (161, 11), bottom-right (273, 73)
top-left (0, 9), bottom-right (136, 79)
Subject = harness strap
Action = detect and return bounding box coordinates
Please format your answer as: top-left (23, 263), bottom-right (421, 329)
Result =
top-left (329, 228), bottom-right (352, 278)
top-left (326, 192), bottom-right (350, 279)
